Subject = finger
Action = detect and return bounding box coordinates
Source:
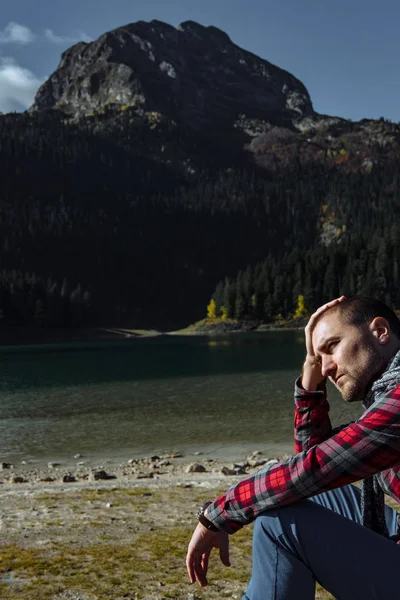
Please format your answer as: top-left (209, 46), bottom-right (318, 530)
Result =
top-left (186, 550), bottom-right (203, 584)
top-left (201, 551), bottom-right (209, 576)
top-left (187, 554), bottom-right (207, 587)
top-left (186, 524), bottom-right (210, 583)
top-left (186, 553), bottom-right (196, 584)
top-left (308, 302), bottom-right (337, 324)
top-left (304, 297), bottom-right (346, 358)
top-left (312, 296), bottom-right (346, 317)
top-left (219, 545), bottom-right (231, 567)
top-left (306, 296), bottom-right (347, 332)
top-left (313, 296), bottom-right (346, 314)
top-left (193, 560), bottom-right (208, 587)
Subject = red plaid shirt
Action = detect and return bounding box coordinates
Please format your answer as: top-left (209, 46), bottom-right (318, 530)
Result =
top-left (206, 378), bottom-right (400, 534)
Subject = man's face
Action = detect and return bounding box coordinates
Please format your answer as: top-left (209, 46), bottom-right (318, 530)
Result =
top-left (312, 312), bottom-right (386, 403)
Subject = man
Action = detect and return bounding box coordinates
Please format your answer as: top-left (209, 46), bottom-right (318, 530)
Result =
top-left (186, 296), bottom-right (400, 599)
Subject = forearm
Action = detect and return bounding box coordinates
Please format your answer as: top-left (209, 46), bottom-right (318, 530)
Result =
top-left (294, 376), bottom-right (332, 453)
top-left (207, 384), bottom-right (400, 533)
top-left (208, 429), bottom-right (400, 533)
top-left (301, 358), bottom-right (326, 392)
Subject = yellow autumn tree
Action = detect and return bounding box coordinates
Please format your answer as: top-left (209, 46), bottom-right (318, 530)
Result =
top-left (207, 298), bottom-right (217, 319)
top-left (293, 295), bottom-right (307, 320)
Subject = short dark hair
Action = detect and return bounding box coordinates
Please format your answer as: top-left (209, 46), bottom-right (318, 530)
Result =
top-left (324, 296), bottom-right (400, 339)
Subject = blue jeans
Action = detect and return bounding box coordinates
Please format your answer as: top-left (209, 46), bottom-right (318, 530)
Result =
top-left (243, 484), bottom-right (399, 599)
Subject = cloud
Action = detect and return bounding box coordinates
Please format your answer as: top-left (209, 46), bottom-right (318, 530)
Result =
top-left (0, 57), bottom-right (44, 113)
top-left (0, 22), bottom-right (91, 47)
top-left (0, 22), bottom-right (36, 45)
top-left (0, 22), bottom-right (91, 112)
top-left (44, 28), bottom-right (92, 45)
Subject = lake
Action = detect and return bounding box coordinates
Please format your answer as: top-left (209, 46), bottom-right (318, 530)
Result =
top-left (0, 332), bottom-right (362, 466)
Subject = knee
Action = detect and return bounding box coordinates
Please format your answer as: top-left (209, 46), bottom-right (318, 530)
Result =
top-left (253, 502), bottom-right (314, 544)
top-left (252, 503), bottom-right (317, 565)
top-left (253, 510), bottom-right (284, 544)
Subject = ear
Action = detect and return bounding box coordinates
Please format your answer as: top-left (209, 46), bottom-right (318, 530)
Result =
top-left (369, 317), bottom-right (390, 344)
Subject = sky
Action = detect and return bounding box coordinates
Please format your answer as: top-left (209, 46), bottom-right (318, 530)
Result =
top-left (1, 0), bottom-right (400, 121)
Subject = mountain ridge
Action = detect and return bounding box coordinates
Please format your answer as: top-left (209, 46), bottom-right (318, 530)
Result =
top-left (29, 19), bottom-right (314, 132)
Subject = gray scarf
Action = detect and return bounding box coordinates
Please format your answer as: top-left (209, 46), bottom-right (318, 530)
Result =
top-left (361, 349), bottom-right (400, 537)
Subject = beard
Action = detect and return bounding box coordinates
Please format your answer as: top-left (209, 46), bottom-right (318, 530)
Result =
top-left (339, 377), bottom-right (366, 403)
top-left (335, 345), bottom-right (387, 403)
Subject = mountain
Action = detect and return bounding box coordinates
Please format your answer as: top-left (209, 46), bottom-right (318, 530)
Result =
top-left (30, 20), bottom-right (313, 130)
top-left (27, 19), bottom-right (391, 175)
top-left (0, 20), bottom-right (399, 330)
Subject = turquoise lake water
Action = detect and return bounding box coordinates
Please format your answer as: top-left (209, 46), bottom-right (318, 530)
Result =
top-left (0, 332), bottom-right (362, 465)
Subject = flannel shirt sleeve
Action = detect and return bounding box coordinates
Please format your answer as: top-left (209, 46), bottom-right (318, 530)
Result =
top-left (206, 383), bottom-right (400, 534)
top-left (375, 467), bottom-right (400, 500)
top-left (294, 376), bottom-right (332, 453)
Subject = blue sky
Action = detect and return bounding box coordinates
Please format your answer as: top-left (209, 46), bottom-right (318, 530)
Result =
top-left (1, 0), bottom-right (400, 121)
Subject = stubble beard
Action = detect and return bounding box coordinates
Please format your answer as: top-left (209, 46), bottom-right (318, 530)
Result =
top-left (339, 346), bottom-right (387, 404)
top-left (340, 378), bottom-right (364, 403)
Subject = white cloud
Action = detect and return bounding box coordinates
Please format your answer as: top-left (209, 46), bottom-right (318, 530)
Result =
top-left (0, 57), bottom-right (44, 113)
top-left (0, 22), bottom-right (91, 112)
top-left (0, 22), bottom-right (91, 47)
top-left (0, 22), bottom-right (36, 45)
top-left (44, 28), bottom-right (92, 45)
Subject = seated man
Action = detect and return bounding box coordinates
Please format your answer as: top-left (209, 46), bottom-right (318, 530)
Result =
top-left (186, 296), bottom-right (400, 600)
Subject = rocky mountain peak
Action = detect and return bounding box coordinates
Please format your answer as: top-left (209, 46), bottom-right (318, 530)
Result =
top-left (177, 20), bottom-right (232, 43)
top-left (30, 19), bottom-right (314, 130)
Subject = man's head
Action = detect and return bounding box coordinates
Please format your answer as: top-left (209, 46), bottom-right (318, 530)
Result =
top-left (312, 296), bottom-right (400, 402)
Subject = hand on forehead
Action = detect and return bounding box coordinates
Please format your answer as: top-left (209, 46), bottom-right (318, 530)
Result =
top-left (308, 297), bottom-right (347, 334)
top-left (304, 296), bottom-right (346, 356)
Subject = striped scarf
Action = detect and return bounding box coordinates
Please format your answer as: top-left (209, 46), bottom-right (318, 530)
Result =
top-left (361, 350), bottom-right (400, 537)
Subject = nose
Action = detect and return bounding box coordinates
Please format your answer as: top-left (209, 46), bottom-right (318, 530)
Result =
top-left (321, 355), bottom-right (336, 378)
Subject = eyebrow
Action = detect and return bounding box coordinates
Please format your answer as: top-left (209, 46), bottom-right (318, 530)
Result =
top-left (315, 336), bottom-right (340, 353)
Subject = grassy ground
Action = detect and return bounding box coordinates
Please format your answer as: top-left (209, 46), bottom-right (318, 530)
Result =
top-left (0, 482), bottom-right (340, 599)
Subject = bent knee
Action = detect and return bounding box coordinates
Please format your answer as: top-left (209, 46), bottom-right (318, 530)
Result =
top-left (254, 500), bottom-right (324, 539)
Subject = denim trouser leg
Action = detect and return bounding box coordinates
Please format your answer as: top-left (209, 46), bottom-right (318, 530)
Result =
top-left (243, 484), bottom-right (399, 600)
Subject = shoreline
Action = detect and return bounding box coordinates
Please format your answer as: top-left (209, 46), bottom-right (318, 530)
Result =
top-left (0, 325), bottom-right (163, 348)
top-left (0, 438), bottom-right (294, 477)
top-left (0, 445), bottom-right (290, 489)
top-left (0, 323), bottom-right (304, 349)
top-left (167, 325), bottom-right (303, 336)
